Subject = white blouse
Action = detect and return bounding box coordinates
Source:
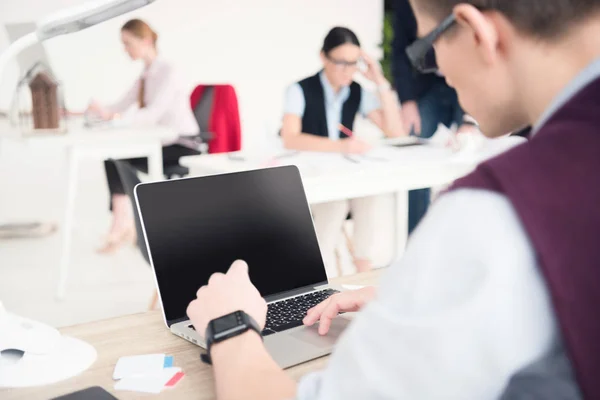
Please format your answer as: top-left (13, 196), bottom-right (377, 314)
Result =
top-left (107, 57), bottom-right (199, 137)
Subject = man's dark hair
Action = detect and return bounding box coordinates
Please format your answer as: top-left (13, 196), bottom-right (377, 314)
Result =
top-left (414, 0), bottom-right (600, 38)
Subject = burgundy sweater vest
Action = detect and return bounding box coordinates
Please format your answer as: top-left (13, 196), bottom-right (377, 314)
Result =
top-left (450, 78), bottom-right (600, 399)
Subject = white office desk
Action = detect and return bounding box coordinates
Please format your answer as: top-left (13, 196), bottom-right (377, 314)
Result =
top-left (181, 137), bottom-right (524, 263)
top-left (0, 118), bottom-right (178, 298)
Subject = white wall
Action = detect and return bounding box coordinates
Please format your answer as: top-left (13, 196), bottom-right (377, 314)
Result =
top-left (0, 0), bottom-right (383, 150)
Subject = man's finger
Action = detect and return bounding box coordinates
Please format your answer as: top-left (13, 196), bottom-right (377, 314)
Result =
top-left (196, 285), bottom-right (207, 297)
top-left (186, 299), bottom-right (199, 319)
top-left (303, 298), bottom-right (332, 326)
top-left (208, 273), bottom-right (225, 285)
top-left (228, 260), bottom-right (249, 276)
top-left (317, 301), bottom-right (342, 335)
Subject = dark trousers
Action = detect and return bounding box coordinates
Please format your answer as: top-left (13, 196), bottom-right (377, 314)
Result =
top-left (104, 144), bottom-right (200, 199)
top-left (409, 81), bottom-right (464, 234)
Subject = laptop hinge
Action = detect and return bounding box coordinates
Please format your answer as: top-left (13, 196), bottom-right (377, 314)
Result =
top-left (263, 281), bottom-right (329, 303)
top-left (167, 317), bottom-right (189, 328)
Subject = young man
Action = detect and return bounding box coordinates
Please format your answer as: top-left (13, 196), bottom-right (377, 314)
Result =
top-left (186, 1), bottom-right (600, 398)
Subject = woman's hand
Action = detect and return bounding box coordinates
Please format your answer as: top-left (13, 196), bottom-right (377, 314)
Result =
top-left (303, 287), bottom-right (377, 335)
top-left (340, 137), bottom-right (371, 154)
top-left (360, 50), bottom-right (388, 86)
top-left (86, 100), bottom-right (113, 121)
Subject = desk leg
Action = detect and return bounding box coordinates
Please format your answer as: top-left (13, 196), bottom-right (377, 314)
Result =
top-left (56, 148), bottom-right (79, 300)
top-left (147, 143), bottom-right (163, 182)
top-left (393, 190), bottom-right (409, 262)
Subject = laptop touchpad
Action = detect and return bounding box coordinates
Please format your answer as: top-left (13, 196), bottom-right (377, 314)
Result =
top-left (291, 317), bottom-right (351, 347)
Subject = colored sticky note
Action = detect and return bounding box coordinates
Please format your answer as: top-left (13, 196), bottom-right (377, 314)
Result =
top-left (165, 371), bottom-right (185, 388)
top-left (114, 367), bottom-right (181, 394)
top-left (163, 355), bottom-right (173, 368)
top-left (113, 354), bottom-right (166, 380)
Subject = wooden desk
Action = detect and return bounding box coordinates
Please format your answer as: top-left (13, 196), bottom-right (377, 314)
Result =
top-left (2, 270), bottom-right (383, 400)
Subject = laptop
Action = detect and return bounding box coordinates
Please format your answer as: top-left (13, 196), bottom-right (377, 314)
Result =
top-left (134, 166), bottom-right (351, 368)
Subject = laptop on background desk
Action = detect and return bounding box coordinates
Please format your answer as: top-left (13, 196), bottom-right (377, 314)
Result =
top-left (134, 166), bottom-right (351, 368)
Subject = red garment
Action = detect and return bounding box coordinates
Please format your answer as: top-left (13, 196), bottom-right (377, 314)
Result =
top-left (190, 84), bottom-right (242, 153)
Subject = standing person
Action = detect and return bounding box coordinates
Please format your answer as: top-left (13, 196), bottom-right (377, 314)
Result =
top-left (86, 19), bottom-right (200, 253)
top-left (393, 0), bottom-right (473, 234)
top-left (184, 0), bottom-right (600, 398)
top-left (281, 26), bottom-right (405, 274)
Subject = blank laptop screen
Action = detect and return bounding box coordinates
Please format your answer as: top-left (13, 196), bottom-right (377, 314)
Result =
top-left (135, 166), bottom-right (327, 324)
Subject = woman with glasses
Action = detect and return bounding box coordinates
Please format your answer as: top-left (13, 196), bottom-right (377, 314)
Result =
top-left (281, 27), bottom-right (405, 276)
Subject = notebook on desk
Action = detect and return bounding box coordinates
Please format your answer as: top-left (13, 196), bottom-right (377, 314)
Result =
top-left (134, 166), bottom-right (352, 369)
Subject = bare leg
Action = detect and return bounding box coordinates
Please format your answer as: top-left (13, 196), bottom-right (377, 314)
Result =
top-left (98, 194), bottom-right (135, 254)
top-left (354, 258), bottom-right (373, 273)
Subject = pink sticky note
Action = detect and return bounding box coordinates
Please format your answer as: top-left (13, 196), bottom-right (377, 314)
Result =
top-left (165, 371), bottom-right (185, 388)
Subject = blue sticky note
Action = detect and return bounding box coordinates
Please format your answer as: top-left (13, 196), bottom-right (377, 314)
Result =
top-left (163, 355), bottom-right (173, 368)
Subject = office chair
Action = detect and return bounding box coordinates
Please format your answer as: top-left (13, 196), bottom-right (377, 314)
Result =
top-left (163, 164), bottom-right (190, 180)
top-left (190, 84), bottom-right (241, 153)
top-left (112, 159), bottom-right (159, 310)
top-left (159, 85), bottom-right (221, 179)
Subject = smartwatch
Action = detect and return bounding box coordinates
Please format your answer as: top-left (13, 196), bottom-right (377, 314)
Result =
top-left (200, 310), bottom-right (262, 365)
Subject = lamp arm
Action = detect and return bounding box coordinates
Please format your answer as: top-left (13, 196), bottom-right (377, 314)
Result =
top-left (0, 32), bottom-right (39, 87)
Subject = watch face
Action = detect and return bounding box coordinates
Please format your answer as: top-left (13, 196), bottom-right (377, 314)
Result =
top-left (212, 312), bottom-right (241, 334)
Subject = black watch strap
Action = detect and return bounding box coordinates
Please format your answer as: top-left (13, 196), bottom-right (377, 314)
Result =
top-left (200, 311), bottom-right (262, 365)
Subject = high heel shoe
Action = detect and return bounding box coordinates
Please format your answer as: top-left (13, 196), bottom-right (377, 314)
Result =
top-left (97, 226), bottom-right (136, 254)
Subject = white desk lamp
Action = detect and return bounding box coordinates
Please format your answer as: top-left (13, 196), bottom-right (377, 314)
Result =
top-left (0, 0), bottom-right (158, 389)
top-left (0, 0), bottom-right (158, 82)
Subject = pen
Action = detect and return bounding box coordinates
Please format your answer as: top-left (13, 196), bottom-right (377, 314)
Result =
top-left (342, 154), bottom-right (360, 163)
top-left (339, 124), bottom-right (354, 138)
top-left (339, 124), bottom-right (388, 161)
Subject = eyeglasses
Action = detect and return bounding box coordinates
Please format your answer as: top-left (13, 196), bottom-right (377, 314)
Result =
top-left (326, 55), bottom-right (360, 69)
top-left (406, 13), bottom-right (456, 73)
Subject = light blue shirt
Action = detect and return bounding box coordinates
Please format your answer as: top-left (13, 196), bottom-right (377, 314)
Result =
top-left (284, 72), bottom-right (381, 140)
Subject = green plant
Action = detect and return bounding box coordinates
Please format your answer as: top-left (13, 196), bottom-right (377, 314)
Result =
top-left (380, 11), bottom-right (394, 84)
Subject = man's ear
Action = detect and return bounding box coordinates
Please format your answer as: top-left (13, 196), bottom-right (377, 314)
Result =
top-left (453, 4), bottom-right (500, 66)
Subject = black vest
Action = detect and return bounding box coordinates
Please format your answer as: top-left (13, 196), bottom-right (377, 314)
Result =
top-left (298, 72), bottom-right (362, 138)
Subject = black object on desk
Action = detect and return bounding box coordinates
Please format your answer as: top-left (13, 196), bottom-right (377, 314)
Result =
top-left (51, 386), bottom-right (118, 399)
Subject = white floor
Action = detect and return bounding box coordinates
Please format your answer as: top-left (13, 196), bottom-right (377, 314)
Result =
top-left (0, 140), bottom-right (157, 328)
top-left (0, 139), bottom-right (356, 328)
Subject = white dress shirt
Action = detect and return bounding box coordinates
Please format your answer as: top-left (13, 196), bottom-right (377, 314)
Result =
top-left (297, 190), bottom-right (556, 399)
top-left (107, 57), bottom-right (199, 141)
top-left (296, 56), bottom-right (600, 400)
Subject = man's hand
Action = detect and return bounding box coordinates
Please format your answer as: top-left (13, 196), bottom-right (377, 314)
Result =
top-left (340, 137), bottom-right (372, 154)
top-left (401, 101), bottom-right (422, 135)
top-left (303, 287), bottom-right (376, 335)
top-left (187, 260), bottom-right (267, 335)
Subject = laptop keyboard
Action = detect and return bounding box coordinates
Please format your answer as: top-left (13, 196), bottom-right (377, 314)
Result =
top-left (186, 289), bottom-right (339, 337)
top-left (262, 289), bottom-right (338, 336)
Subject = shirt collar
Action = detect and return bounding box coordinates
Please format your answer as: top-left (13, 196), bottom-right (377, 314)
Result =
top-left (319, 70), bottom-right (350, 105)
top-left (532, 57), bottom-right (600, 135)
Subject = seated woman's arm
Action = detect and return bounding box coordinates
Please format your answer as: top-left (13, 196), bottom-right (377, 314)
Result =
top-left (105, 80), bottom-right (139, 116)
top-left (281, 84), bottom-right (369, 154)
top-left (281, 113), bottom-right (343, 152)
top-left (366, 86), bottom-right (405, 138)
top-left (360, 51), bottom-right (405, 138)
